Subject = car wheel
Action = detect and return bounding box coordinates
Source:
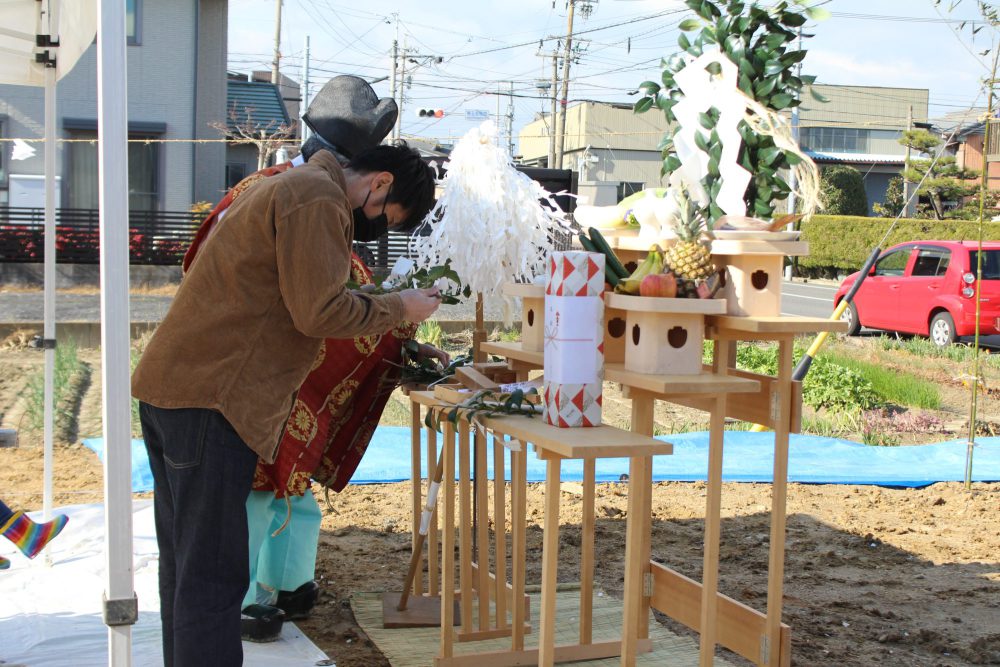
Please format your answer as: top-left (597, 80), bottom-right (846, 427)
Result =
top-left (929, 312), bottom-right (957, 348)
top-left (840, 300), bottom-right (861, 336)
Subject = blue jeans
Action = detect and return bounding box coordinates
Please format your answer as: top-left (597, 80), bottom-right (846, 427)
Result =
top-left (0, 499), bottom-right (13, 526)
top-left (140, 402), bottom-right (258, 667)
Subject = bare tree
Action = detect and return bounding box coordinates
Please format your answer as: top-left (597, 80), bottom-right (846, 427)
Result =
top-left (211, 105), bottom-right (298, 171)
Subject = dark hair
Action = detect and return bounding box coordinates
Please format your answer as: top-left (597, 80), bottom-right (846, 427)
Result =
top-left (348, 141), bottom-right (436, 233)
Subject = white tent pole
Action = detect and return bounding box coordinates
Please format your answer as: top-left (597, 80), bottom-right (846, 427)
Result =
top-left (42, 60), bottom-right (56, 529)
top-left (97, 0), bottom-right (136, 663)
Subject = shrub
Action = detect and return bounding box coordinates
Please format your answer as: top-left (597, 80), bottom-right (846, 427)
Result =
top-left (820, 165), bottom-right (868, 216)
top-left (798, 215), bottom-right (1000, 275)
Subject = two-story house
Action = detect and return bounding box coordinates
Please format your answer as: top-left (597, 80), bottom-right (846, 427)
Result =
top-left (0, 0), bottom-right (229, 212)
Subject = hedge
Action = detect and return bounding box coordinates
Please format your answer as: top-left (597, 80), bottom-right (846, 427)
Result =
top-left (798, 215), bottom-right (1000, 274)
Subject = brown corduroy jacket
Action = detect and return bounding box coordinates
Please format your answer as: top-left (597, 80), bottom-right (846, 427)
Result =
top-left (131, 151), bottom-right (405, 462)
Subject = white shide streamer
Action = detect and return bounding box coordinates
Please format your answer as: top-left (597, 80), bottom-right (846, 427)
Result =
top-left (411, 121), bottom-right (571, 308)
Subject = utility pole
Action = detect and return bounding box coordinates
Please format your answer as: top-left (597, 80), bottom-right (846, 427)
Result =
top-left (549, 48), bottom-right (559, 168)
top-left (903, 104), bottom-right (915, 217)
top-left (271, 0), bottom-right (282, 84)
top-left (389, 14), bottom-right (400, 141)
top-left (554, 0), bottom-right (576, 170)
top-left (397, 39), bottom-right (409, 139)
top-left (301, 35), bottom-right (311, 142)
top-left (507, 80), bottom-right (516, 157)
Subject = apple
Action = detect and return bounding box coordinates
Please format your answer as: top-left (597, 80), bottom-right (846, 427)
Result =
top-left (639, 272), bottom-right (677, 298)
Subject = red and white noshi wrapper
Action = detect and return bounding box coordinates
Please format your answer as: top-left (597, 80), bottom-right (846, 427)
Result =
top-left (542, 251), bottom-right (605, 428)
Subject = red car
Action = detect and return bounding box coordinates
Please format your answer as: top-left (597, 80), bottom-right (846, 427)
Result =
top-left (835, 240), bottom-right (1000, 347)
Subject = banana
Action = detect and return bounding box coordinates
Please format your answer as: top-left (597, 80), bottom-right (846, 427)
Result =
top-left (614, 245), bottom-right (664, 294)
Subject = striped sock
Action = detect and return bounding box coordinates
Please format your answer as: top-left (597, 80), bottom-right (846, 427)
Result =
top-left (0, 511), bottom-right (69, 559)
top-left (0, 555), bottom-right (9, 570)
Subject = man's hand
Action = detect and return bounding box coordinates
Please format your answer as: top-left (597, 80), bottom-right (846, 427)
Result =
top-left (414, 342), bottom-right (450, 368)
top-left (399, 287), bottom-right (441, 323)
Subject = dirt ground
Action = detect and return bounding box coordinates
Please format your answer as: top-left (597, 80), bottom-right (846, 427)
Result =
top-left (1, 340), bottom-right (999, 666)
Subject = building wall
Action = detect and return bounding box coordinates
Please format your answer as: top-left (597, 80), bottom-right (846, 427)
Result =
top-left (799, 84), bottom-right (929, 132)
top-left (955, 133), bottom-right (1000, 191)
top-left (194, 0), bottom-right (229, 205)
top-left (0, 0), bottom-right (210, 211)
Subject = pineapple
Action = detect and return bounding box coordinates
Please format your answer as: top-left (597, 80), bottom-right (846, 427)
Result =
top-left (665, 188), bottom-right (714, 287)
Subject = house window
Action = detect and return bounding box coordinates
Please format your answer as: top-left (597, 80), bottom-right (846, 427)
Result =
top-left (0, 116), bottom-right (8, 206)
top-left (226, 163), bottom-right (247, 189)
top-left (800, 127), bottom-right (870, 154)
top-left (66, 130), bottom-right (161, 211)
top-left (617, 181), bottom-right (644, 201)
top-left (127, 0), bottom-right (141, 45)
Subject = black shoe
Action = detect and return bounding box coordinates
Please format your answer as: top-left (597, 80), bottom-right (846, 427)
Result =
top-left (275, 581), bottom-right (320, 621)
top-left (241, 604), bottom-right (286, 643)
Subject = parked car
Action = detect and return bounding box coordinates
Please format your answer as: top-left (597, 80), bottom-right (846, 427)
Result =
top-left (834, 240), bottom-right (1000, 347)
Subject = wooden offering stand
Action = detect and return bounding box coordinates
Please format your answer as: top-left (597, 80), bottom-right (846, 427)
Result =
top-left (711, 239), bottom-right (808, 317)
top-left (573, 228), bottom-right (674, 273)
top-left (404, 390), bottom-right (671, 666)
top-left (485, 282), bottom-right (848, 666)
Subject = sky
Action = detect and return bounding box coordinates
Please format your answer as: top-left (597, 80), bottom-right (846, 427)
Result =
top-left (227, 0), bottom-right (997, 151)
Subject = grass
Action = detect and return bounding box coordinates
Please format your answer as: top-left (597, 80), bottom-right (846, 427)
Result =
top-left (870, 334), bottom-right (999, 367)
top-left (822, 350), bottom-right (941, 410)
top-left (415, 320), bottom-right (444, 350)
top-left (23, 338), bottom-right (87, 439)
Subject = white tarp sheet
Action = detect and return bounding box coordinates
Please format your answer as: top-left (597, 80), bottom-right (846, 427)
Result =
top-left (0, 0), bottom-right (97, 85)
top-left (0, 501), bottom-right (332, 666)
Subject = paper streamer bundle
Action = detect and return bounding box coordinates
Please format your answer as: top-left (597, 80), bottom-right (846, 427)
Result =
top-left (542, 251), bottom-right (605, 428)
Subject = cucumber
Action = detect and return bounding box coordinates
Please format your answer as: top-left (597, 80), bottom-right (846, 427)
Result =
top-left (578, 233), bottom-right (619, 287)
top-left (587, 227), bottom-right (629, 279)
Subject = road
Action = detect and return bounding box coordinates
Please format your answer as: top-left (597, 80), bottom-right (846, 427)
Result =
top-left (780, 279), bottom-right (1000, 350)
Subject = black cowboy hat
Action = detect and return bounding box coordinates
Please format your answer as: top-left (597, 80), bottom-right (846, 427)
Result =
top-left (301, 75), bottom-right (398, 159)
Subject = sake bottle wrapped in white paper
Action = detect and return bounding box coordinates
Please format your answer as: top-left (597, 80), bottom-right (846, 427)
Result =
top-left (542, 251), bottom-right (605, 428)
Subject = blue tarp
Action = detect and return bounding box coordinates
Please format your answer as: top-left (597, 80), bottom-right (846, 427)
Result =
top-left (84, 429), bottom-right (1000, 493)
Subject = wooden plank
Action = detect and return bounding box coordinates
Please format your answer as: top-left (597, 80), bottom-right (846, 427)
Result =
top-left (470, 563), bottom-right (529, 618)
top-left (605, 363), bottom-right (759, 397)
top-left (457, 366), bottom-right (501, 391)
top-left (408, 392), bottom-right (671, 460)
top-left (621, 393), bottom-right (655, 667)
top-left (502, 282), bottom-right (545, 299)
top-left (434, 639), bottom-right (652, 667)
top-left (766, 339), bottom-right (795, 667)
top-left (710, 239), bottom-right (809, 256)
top-left (440, 423), bottom-right (456, 659)
top-left (411, 401), bottom-right (423, 595)
top-left (434, 383), bottom-right (477, 404)
top-left (475, 430), bottom-right (491, 631)
top-left (456, 624), bottom-right (532, 643)
top-left (699, 394), bottom-right (727, 666)
top-left (428, 425), bottom-right (440, 597)
top-left (708, 315), bottom-right (848, 334)
top-left (459, 424), bottom-right (473, 632)
top-left (666, 366), bottom-right (803, 432)
top-left (539, 457), bottom-right (562, 667)
top-left (606, 292), bottom-right (727, 314)
top-left (649, 562), bottom-right (791, 665)
top-left (580, 458), bottom-right (596, 645)
top-left (480, 341), bottom-right (544, 369)
top-left (510, 449), bottom-right (527, 650)
top-left (493, 436), bottom-right (509, 629)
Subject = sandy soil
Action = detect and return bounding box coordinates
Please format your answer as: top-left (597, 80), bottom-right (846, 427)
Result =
top-left (1, 339), bottom-right (999, 666)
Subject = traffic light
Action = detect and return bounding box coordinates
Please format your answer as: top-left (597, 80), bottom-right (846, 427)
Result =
top-left (416, 109), bottom-right (445, 118)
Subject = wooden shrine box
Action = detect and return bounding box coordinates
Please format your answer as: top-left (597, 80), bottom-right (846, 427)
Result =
top-left (606, 293), bottom-right (726, 375)
top-left (504, 281), bottom-right (628, 364)
top-left (712, 238), bottom-right (808, 317)
top-left (503, 283), bottom-right (545, 352)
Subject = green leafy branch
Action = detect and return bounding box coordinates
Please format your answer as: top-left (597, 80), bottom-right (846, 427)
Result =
top-left (390, 343), bottom-right (473, 386)
top-left (635, 0), bottom-right (825, 221)
top-left (348, 260), bottom-right (473, 305)
top-left (424, 387), bottom-right (541, 433)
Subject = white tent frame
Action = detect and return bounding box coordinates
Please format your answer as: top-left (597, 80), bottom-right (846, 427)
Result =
top-left (2, 0), bottom-right (136, 663)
